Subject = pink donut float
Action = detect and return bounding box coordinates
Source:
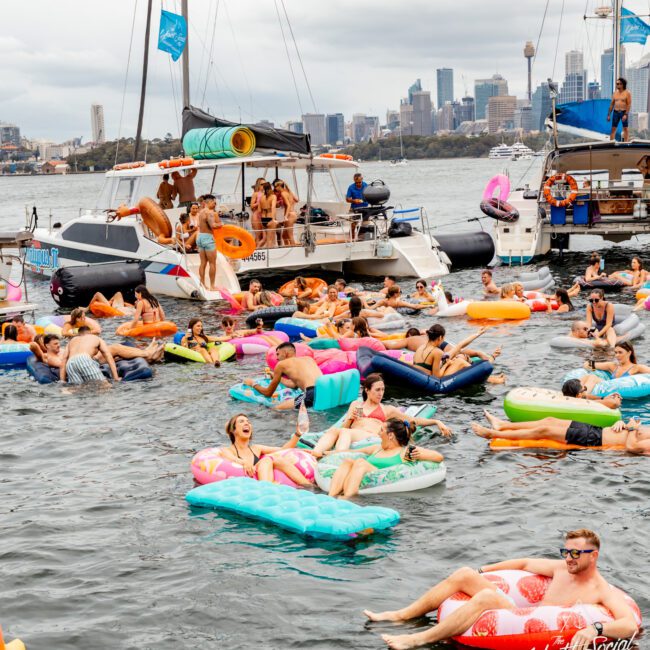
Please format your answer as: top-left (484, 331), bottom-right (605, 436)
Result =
top-left (6, 284), bottom-right (22, 302)
top-left (191, 447), bottom-right (316, 487)
top-left (439, 569), bottom-right (641, 650)
top-left (219, 287), bottom-right (244, 313)
top-left (338, 336), bottom-right (386, 352)
top-left (645, 296), bottom-right (650, 310)
top-left (229, 331), bottom-right (289, 355)
top-left (482, 174), bottom-right (510, 202)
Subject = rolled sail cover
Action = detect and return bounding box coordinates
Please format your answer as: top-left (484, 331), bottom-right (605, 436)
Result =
top-left (182, 105), bottom-right (311, 155)
top-left (183, 127), bottom-right (256, 159)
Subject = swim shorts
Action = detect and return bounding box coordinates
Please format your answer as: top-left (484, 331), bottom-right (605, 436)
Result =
top-left (565, 421), bottom-right (603, 447)
top-left (294, 386), bottom-right (315, 409)
top-left (66, 354), bottom-right (105, 384)
top-left (611, 110), bottom-right (627, 128)
top-left (197, 233), bottom-right (216, 251)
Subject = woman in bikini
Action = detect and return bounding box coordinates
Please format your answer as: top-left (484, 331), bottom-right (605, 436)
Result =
top-left (410, 280), bottom-right (435, 303)
top-left (61, 308), bottom-right (102, 337)
top-left (216, 413), bottom-right (311, 486)
top-left (334, 295), bottom-right (387, 323)
top-left (258, 182), bottom-right (278, 248)
top-left (274, 180), bottom-right (298, 246)
top-left (117, 286), bottom-right (165, 335)
top-left (326, 418), bottom-right (445, 498)
top-left (585, 288), bottom-right (617, 347)
top-left (579, 341), bottom-right (650, 393)
top-left (249, 178), bottom-right (266, 245)
top-left (180, 318), bottom-right (225, 366)
top-left (374, 285), bottom-right (428, 311)
top-left (609, 256), bottom-right (648, 289)
top-left (584, 253), bottom-right (607, 283)
top-left (311, 373), bottom-right (450, 457)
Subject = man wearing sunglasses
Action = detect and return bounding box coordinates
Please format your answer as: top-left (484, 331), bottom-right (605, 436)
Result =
top-left (366, 529), bottom-right (639, 650)
top-left (567, 320), bottom-right (610, 349)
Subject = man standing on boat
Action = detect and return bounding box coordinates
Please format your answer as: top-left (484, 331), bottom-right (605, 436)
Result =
top-left (346, 173), bottom-right (368, 239)
top-left (607, 78), bottom-right (631, 142)
top-left (196, 194), bottom-right (223, 291)
top-left (172, 168), bottom-right (198, 208)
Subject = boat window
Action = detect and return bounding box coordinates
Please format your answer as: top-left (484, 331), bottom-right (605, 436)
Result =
top-left (95, 177), bottom-right (114, 210)
top-left (61, 223), bottom-right (140, 252)
top-left (112, 178), bottom-right (139, 207)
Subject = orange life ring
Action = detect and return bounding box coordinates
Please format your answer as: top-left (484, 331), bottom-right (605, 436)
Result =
top-left (543, 173), bottom-right (578, 208)
top-left (158, 157), bottom-right (194, 169)
top-left (116, 320), bottom-right (178, 338)
top-left (212, 225), bottom-right (256, 260)
top-left (138, 197), bottom-right (172, 238)
top-left (113, 161), bottom-right (146, 171)
top-left (279, 278), bottom-right (327, 299)
top-left (318, 153), bottom-right (353, 161)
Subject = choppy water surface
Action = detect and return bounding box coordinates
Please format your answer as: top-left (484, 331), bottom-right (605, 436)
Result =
top-left (1, 160), bottom-right (649, 649)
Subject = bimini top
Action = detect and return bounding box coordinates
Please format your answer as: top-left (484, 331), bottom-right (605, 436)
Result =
top-left (107, 154), bottom-right (358, 179)
top-left (544, 139), bottom-right (650, 177)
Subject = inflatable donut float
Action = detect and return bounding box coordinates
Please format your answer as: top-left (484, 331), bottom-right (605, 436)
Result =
top-left (439, 569), bottom-right (641, 650)
top-left (191, 447), bottom-right (316, 488)
top-left (279, 278), bottom-right (327, 299)
top-left (213, 225), bottom-right (256, 259)
top-left (138, 197), bottom-right (172, 238)
top-left (116, 320), bottom-right (178, 338)
top-left (89, 301), bottom-right (129, 318)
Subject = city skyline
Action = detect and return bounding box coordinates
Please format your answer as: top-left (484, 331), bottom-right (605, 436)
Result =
top-left (3, 0), bottom-right (650, 142)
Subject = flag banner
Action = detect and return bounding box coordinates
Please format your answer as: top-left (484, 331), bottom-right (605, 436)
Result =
top-left (158, 10), bottom-right (187, 61)
top-left (621, 7), bottom-right (650, 45)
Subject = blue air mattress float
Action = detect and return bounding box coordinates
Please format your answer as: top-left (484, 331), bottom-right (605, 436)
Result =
top-left (275, 317), bottom-right (322, 339)
top-left (26, 355), bottom-right (153, 384)
top-left (315, 452), bottom-right (446, 495)
top-left (245, 306), bottom-right (295, 328)
top-left (229, 368), bottom-right (361, 410)
top-left (355, 346), bottom-right (493, 395)
top-left (563, 368), bottom-right (650, 400)
top-left (0, 343), bottom-right (32, 367)
top-left (185, 477), bottom-right (399, 540)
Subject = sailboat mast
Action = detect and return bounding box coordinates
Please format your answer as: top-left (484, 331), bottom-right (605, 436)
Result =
top-left (134, 0), bottom-right (153, 162)
top-left (182, 0), bottom-right (190, 108)
top-left (613, 0), bottom-right (622, 91)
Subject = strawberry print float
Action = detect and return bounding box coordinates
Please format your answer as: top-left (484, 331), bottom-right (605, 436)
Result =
top-left (437, 570), bottom-right (641, 650)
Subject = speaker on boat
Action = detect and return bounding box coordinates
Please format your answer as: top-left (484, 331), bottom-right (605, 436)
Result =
top-left (434, 231), bottom-right (495, 269)
top-left (50, 261), bottom-right (146, 308)
top-left (363, 180), bottom-right (390, 205)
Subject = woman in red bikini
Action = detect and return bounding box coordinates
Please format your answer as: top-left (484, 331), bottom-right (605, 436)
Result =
top-left (311, 373), bottom-right (451, 457)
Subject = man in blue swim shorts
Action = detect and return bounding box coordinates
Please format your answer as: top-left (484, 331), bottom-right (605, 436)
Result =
top-left (607, 77), bottom-right (631, 142)
top-left (197, 194), bottom-right (223, 291)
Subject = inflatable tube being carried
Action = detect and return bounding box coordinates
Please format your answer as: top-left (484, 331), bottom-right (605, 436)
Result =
top-left (182, 126), bottom-right (256, 159)
top-left (315, 452), bottom-right (446, 495)
top-left (139, 197), bottom-right (172, 238)
top-left (356, 346), bottom-right (493, 394)
top-left (213, 225), bottom-right (256, 260)
top-left (434, 231), bottom-right (495, 269)
top-left (467, 301), bottom-right (531, 320)
top-left (439, 569), bottom-right (641, 649)
top-left (503, 386), bottom-right (621, 427)
top-left (50, 261), bottom-right (145, 309)
top-left (245, 305), bottom-right (296, 328)
top-left (26, 355), bottom-right (153, 384)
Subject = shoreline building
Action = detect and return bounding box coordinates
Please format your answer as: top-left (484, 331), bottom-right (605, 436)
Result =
top-left (411, 90), bottom-right (433, 136)
top-left (474, 74), bottom-right (508, 120)
top-left (0, 123), bottom-right (21, 147)
top-left (326, 113), bottom-right (345, 146)
top-left (559, 50), bottom-right (587, 104)
top-left (302, 113), bottom-right (326, 146)
top-left (90, 104), bottom-right (105, 144)
top-left (487, 95), bottom-right (517, 133)
top-left (531, 80), bottom-right (554, 132)
top-left (436, 68), bottom-right (454, 109)
top-left (601, 47), bottom-right (626, 98)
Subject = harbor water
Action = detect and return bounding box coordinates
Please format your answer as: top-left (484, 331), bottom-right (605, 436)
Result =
top-left (1, 159), bottom-right (648, 649)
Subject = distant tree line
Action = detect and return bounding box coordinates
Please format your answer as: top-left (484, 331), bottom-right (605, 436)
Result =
top-left (67, 135), bottom-right (182, 171)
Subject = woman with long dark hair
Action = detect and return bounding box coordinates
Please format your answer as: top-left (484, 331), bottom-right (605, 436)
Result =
top-left (580, 341), bottom-right (650, 393)
top-left (122, 285), bottom-right (165, 332)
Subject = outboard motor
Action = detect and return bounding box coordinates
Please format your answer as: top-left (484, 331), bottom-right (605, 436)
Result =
top-left (50, 261), bottom-right (145, 308)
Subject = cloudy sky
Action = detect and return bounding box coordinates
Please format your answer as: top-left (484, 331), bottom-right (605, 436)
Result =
top-left (2, 0), bottom-right (649, 143)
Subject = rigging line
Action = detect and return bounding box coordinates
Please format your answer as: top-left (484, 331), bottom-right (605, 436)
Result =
top-left (168, 55), bottom-right (182, 138)
top-left (552, 0), bottom-right (567, 81)
top-left (531, 0), bottom-right (551, 74)
top-left (201, 0), bottom-right (221, 108)
top-left (115, 0), bottom-right (139, 165)
top-left (583, 2), bottom-right (599, 83)
top-left (280, 0), bottom-right (318, 113)
top-left (195, 0), bottom-right (213, 103)
top-left (274, 0), bottom-right (304, 117)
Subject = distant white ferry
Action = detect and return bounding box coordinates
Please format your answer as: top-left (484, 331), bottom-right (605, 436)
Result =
top-left (488, 141), bottom-right (534, 160)
top-left (488, 143), bottom-right (512, 159)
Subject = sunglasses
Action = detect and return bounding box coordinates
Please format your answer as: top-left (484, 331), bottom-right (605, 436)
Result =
top-left (589, 298), bottom-right (601, 303)
top-left (560, 548), bottom-right (595, 559)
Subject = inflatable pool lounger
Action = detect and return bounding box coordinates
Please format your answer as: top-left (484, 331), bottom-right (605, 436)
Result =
top-left (26, 355), bottom-right (153, 384)
top-left (186, 477), bottom-right (400, 540)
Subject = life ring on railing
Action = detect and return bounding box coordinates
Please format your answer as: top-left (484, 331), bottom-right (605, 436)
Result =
top-left (113, 161), bottom-right (146, 171)
top-left (213, 225), bottom-right (256, 259)
top-left (158, 157), bottom-right (195, 169)
top-left (543, 173), bottom-right (578, 208)
top-left (318, 153), bottom-right (353, 161)
top-left (138, 197), bottom-right (172, 238)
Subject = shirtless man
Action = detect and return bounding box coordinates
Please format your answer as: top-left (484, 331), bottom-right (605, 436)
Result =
top-left (196, 194), bottom-right (223, 291)
top-left (157, 173), bottom-right (177, 209)
top-left (9, 315), bottom-right (36, 342)
top-left (379, 276), bottom-right (397, 297)
top-left (30, 333), bottom-right (65, 368)
top-left (568, 320), bottom-right (609, 348)
top-left (237, 279), bottom-right (263, 311)
top-left (472, 410), bottom-right (650, 454)
top-left (561, 378), bottom-right (622, 411)
top-left (171, 168), bottom-right (198, 208)
top-left (481, 269), bottom-right (499, 296)
top-left (365, 528), bottom-right (639, 649)
top-left (607, 77), bottom-right (632, 142)
top-left (243, 342), bottom-right (323, 410)
top-left (60, 326), bottom-right (119, 384)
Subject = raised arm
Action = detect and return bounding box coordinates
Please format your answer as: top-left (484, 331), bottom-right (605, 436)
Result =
top-left (99, 339), bottom-right (120, 381)
top-left (244, 363), bottom-right (284, 397)
top-left (445, 327), bottom-right (487, 360)
top-left (480, 558), bottom-right (562, 576)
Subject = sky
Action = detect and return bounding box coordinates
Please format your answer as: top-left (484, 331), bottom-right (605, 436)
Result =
top-left (2, 0), bottom-right (649, 143)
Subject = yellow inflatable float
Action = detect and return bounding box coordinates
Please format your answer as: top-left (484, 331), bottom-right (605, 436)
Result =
top-left (466, 301), bottom-right (531, 320)
top-left (0, 626), bottom-right (26, 650)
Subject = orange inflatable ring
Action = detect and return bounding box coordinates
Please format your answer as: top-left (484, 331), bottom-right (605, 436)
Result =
top-left (113, 161), bottom-right (146, 171)
top-left (543, 173), bottom-right (578, 208)
top-left (213, 225), bottom-right (256, 260)
top-left (318, 153), bottom-right (353, 161)
top-left (138, 197), bottom-right (172, 238)
top-left (89, 301), bottom-right (131, 318)
top-left (1, 322), bottom-right (41, 342)
top-left (116, 320), bottom-right (178, 338)
top-left (279, 278), bottom-right (327, 299)
top-left (158, 157), bottom-right (194, 169)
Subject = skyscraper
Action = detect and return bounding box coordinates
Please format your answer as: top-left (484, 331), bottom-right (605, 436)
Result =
top-left (559, 72), bottom-right (586, 104)
top-left (565, 50), bottom-right (584, 75)
top-left (302, 113), bottom-right (326, 146)
top-left (454, 96), bottom-right (475, 125)
top-left (326, 113), bottom-right (345, 145)
top-left (399, 102), bottom-right (414, 136)
top-left (411, 90), bottom-right (433, 136)
top-left (524, 41), bottom-right (535, 103)
top-left (601, 47), bottom-right (626, 98)
top-left (474, 75), bottom-right (508, 119)
top-left (626, 59), bottom-right (649, 113)
top-left (0, 123), bottom-right (21, 147)
top-left (407, 79), bottom-right (422, 105)
top-left (352, 113), bottom-right (369, 142)
top-left (532, 81), bottom-right (553, 132)
top-left (587, 81), bottom-right (602, 100)
top-left (436, 68), bottom-right (454, 109)
top-left (487, 96), bottom-right (517, 133)
top-left (90, 104), bottom-right (105, 143)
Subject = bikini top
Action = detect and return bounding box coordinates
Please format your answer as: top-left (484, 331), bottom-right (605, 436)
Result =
top-left (364, 404), bottom-right (386, 422)
top-left (591, 303), bottom-right (609, 330)
top-left (233, 444), bottom-right (260, 466)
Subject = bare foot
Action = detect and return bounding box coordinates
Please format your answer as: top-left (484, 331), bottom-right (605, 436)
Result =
top-left (483, 410), bottom-right (501, 430)
top-left (364, 609), bottom-right (405, 622)
top-left (471, 422), bottom-right (493, 439)
top-left (491, 346), bottom-right (502, 359)
top-left (382, 633), bottom-right (420, 649)
top-left (487, 374), bottom-right (506, 385)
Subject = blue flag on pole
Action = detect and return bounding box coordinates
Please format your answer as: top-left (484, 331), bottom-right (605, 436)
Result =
top-left (158, 10), bottom-right (187, 61)
top-left (620, 7), bottom-right (650, 45)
